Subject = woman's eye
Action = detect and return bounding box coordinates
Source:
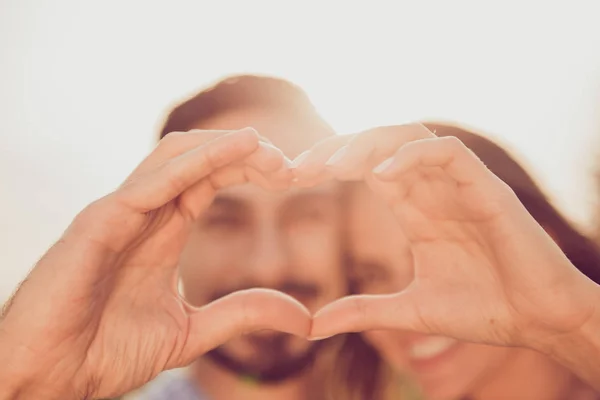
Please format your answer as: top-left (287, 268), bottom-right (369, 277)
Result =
top-left (352, 266), bottom-right (389, 292)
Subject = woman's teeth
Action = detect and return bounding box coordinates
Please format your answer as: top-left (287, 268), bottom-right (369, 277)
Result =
top-left (409, 336), bottom-right (458, 360)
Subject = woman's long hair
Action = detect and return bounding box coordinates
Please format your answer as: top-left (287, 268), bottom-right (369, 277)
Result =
top-left (426, 122), bottom-right (600, 285)
top-left (332, 122), bottom-right (600, 400)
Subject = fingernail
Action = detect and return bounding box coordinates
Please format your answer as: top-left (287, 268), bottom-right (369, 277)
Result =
top-left (373, 157), bottom-right (394, 174)
top-left (290, 150), bottom-right (310, 169)
top-left (325, 146), bottom-right (349, 167)
top-left (283, 156), bottom-right (293, 168)
top-left (308, 335), bottom-right (334, 341)
top-left (257, 142), bottom-right (285, 160)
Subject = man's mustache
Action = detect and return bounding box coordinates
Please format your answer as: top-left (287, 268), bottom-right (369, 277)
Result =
top-left (209, 281), bottom-right (321, 303)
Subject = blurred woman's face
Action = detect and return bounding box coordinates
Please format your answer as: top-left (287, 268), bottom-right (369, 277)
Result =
top-left (348, 184), bottom-right (511, 400)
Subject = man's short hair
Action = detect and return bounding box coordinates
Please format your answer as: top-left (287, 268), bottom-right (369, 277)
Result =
top-left (159, 74), bottom-right (320, 139)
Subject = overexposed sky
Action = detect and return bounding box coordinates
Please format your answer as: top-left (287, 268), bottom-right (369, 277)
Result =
top-left (1, 0), bottom-right (600, 302)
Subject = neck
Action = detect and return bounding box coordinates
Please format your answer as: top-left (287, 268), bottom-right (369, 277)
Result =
top-left (472, 347), bottom-right (582, 400)
top-left (192, 358), bottom-right (308, 400)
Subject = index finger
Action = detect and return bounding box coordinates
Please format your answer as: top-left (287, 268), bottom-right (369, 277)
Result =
top-left (291, 135), bottom-right (350, 181)
top-left (128, 128), bottom-right (276, 180)
top-left (325, 124), bottom-right (435, 179)
top-left (115, 128), bottom-right (259, 213)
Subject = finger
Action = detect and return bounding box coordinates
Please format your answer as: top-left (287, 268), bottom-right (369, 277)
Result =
top-left (243, 141), bottom-right (289, 175)
top-left (128, 130), bottom-right (230, 178)
top-left (372, 136), bottom-right (495, 186)
top-left (325, 124), bottom-right (435, 180)
top-left (291, 135), bottom-right (350, 181)
top-left (115, 128), bottom-right (259, 213)
top-left (309, 292), bottom-right (424, 340)
top-left (128, 128), bottom-right (278, 179)
top-left (206, 141), bottom-right (292, 191)
top-left (245, 159), bottom-right (294, 191)
top-left (179, 157), bottom-right (292, 218)
top-left (180, 289), bottom-right (312, 365)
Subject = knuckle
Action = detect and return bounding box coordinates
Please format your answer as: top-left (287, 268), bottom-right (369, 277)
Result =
top-left (69, 195), bottom-right (117, 236)
top-left (164, 162), bottom-right (189, 193)
top-left (204, 144), bottom-right (230, 169)
top-left (75, 197), bottom-right (109, 224)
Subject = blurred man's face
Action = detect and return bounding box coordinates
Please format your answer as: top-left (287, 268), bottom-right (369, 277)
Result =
top-left (178, 106), bottom-right (346, 382)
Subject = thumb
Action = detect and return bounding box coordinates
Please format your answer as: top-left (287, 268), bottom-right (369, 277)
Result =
top-left (309, 291), bottom-right (424, 340)
top-left (180, 289), bottom-right (312, 365)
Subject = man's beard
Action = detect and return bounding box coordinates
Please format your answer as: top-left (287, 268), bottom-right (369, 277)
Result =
top-left (204, 281), bottom-right (323, 383)
top-left (205, 335), bottom-right (324, 383)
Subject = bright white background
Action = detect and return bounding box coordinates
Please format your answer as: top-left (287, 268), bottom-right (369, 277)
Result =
top-left (1, 0), bottom-right (600, 303)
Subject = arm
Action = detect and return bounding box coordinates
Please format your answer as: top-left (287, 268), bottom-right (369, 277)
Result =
top-left (0, 128), bottom-right (309, 399)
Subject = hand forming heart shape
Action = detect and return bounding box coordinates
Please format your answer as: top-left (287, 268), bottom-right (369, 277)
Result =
top-left (296, 124), bottom-right (598, 347)
top-left (1, 124), bottom-right (598, 399)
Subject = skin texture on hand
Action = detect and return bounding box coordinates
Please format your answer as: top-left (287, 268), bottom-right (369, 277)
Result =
top-left (540, 289), bottom-right (600, 391)
top-left (295, 124), bottom-right (600, 390)
top-left (1, 123), bottom-right (600, 398)
top-left (0, 128), bottom-right (311, 400)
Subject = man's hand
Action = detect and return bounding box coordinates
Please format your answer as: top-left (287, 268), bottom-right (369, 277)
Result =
top-left (0, 128), bottom-right (311, 400)
top-left (295, 125), bottom-right (600, 375)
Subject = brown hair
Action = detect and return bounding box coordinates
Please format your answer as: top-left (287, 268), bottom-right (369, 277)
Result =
top-left (158, 74), bottom-right (322, 139)
top-left (335, 122), bottom-right (600, 400)
top-left (425, 122), bottom-right (600, 285)
top-left (157, 74), bottom-right (385, 399)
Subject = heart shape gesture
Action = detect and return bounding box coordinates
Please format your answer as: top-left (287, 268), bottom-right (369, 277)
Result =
top-left (1, 124), bottom-right (599, 399)
top-left (0, 128), bottom-right (312, 400)
top-left (293, 124), bottom-right (599, 367)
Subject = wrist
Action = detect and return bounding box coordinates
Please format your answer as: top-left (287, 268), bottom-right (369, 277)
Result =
top-left (0, 328), bottom-right (78, 400)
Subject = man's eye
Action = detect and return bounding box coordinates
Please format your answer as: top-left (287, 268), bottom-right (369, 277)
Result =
top-left (203, 215), bottom-right (244, 229)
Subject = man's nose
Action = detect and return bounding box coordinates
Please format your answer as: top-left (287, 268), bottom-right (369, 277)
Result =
top-left (247, 225), bottom-right (290, 287)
